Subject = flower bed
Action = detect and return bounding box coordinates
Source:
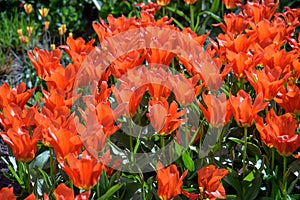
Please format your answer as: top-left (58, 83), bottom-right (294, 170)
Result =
top-left (0, 0), bottom-right (300, 199)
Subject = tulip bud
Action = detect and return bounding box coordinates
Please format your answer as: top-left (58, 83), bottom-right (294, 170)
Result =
top-left (24, 4), bottom-right (33, 14)
top-left (39, 8), bottom-right (50, 18)
top-left (44, 21), bottom-right (50, 30)
top-left (51, 44), bottom-right (56, 50)
top-left (27, 26), bottom-right (33, 37)
top-left (17, 29), bottom-right (23, 36)
top-left (156, 0), bottom-right (171, 6)
top-left (184, 0), bottom-right (197, 4)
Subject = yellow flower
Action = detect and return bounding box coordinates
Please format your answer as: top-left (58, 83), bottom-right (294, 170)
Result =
top-left (39, 8), bottom-right (50, 18)
top-left (24, 4), bottom-right (33, 15)
top-left (17, 29), bottom-right (23, 36)
top-left (51, 44), bottom-right (56, 50)
top-left (61, 24), bottom-right (67, 34)
top-left (69, 32), bottom-right (73, 38)
top-left (58, 24), bottom-right (67, 35)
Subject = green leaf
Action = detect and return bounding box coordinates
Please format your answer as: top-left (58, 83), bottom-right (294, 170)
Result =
top-left (228, 137), bottom-right (243, 145)
top-left (244, 173), bottom-right (261, 200)
top-left (247, 142), bottom-right (262, 158)
top-left (98, 183), bottom-right (124, 200)
top-left (224, 172), bottom-right (242, 196)
top-left (182, 151), bottom-right (194, 171)
top-left (243, 172), bottom-right (255, 182)
top-left (29, 150), bottom-right (50, 169)
top-left (37, 168), bottom-right (51, 189)
top-left (210, 0), bottom-right (220, 13)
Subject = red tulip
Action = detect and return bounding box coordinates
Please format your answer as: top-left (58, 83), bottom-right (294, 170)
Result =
top-left (229, 90), bottom-right (268, 127)
top-left (256, 109), bottom-right (300, 156)
top-left (148, 98), bottom-right (187, 135)
top-left (0, 187), bottom-right (16, 200)
top-left (156, 162), bottom-right (188, 200)
top-left (197, 165), bottom-right (228, 200)
top-left (274, 81), bottom-right (300, 115)
top-left (199, 93), bottom-right (232, 127)
top-left (59, 150), bottom-right (104, 190)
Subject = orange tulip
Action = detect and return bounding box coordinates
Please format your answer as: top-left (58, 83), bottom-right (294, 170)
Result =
top-left (199, 93), bottom-right (232, 127)
top-left (48, 127), bottom-right (83, 161)
top-left (216, 13), bottom-right (249, 35)
top-left (59, 37), bottom-right (95, 71)
top-left (0, 128), bottom-right (40, 162)
top-left (256, 109), bottom-right (300, 156)
top-left (148, 98), bottom-right (187, 135)
top-left (146, 49), bottom-right (175, 66)
top-left (59, 150), bottom-right (104, 190)
top-left (0, 187), bottom-right (16, 200)
top-left (197, 165), bottom-right (228, 200)
top-left (135, 2), bottom-right (161, 16)
top-left (156, 162), bottom-right (188, 200)
top-left (156, 0), bottom-right (171, 6)
top-left (229, 90), bottom-right (268, 127)
top-left (274, 81), bottom-right (300, 115)
top-left (28, 48), bottom-right (63, 79)
top-left (0, 82), bottom-right (34, 109)
top-left (245, 66), bottom-right (290, 101)
top-left (43, 183), bottom-right (91, 200)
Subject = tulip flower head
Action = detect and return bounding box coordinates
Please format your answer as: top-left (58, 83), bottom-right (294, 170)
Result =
top-left (157, 0), bottom-right (171, 6)
top-left (156, 162), bottom-right (188, 200)
top-left (24, 3), bottom-right (33, 14)
top-left (229, 90), bottom-right (268, 127)
top-left (256, 109), bottom-right (300, 156)
top-left (39, 8), bottom-right (50, 18)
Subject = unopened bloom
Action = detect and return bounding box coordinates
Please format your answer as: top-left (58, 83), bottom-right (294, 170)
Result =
top-left (44, 21), bottom-right (50, 30)
top-left (19, 35), bottom-right (29, 44)
top-left (17, 29), bottom-right (23, 36)
top-left (39, 8), bottom-right (50, 18)
top-left (58, 24), bottom-right (67, 35)
top-left (222, 0), bottom-right (241, 9)
top-left (27, 26), bottom-right (33, 37)
top-left (24, 3), bottom-right (33, 14)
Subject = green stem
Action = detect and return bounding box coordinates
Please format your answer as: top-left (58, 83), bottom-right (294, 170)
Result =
top-left (242, 127), bottom-right (248, 178)
top-left (162, 7), bottom-right (166, 16)
top-left (129, 119), bottom-right (134, 163)
top-left (25, 162), bottom-right (31, 194)
top-left (271, 148), bottom-right (275, 173)
top-left (282, 156), bottom-right (288, 199)
top-left (190, 5), bottom-right (195, 31)
top-left (165, 6), bottom-right (190, 22)
top-left (49, 148), bottom-right (55, 183)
